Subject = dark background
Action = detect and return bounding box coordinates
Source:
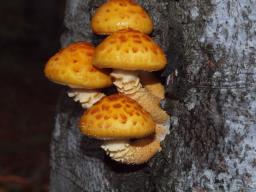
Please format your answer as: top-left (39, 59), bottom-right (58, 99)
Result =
top-left (0, 0), bottom-right (65, 191)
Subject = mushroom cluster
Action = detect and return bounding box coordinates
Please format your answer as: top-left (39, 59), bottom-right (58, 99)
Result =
top-left (44, 0), bottom-right (170, 164)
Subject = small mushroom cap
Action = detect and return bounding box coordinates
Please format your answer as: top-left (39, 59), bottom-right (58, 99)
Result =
top-left (93, 29), bottom-right (167, 71)
top-left (91, 0), bottom-right (153, 35)
top-left (102, 136), bottom-right (161, 164)
top-left (44, 42), bottom-right (112, 89)
top-left (80, 94), bottom-right (155, 139)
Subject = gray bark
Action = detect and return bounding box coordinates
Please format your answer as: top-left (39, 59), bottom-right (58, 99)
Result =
top-left (50, 0), bottom-right (256, 191)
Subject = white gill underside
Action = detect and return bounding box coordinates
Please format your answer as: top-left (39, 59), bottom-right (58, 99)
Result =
top-left (101, 140), bottom-right (130, 160)
top-left (67, 89), bottom-right (105, 108)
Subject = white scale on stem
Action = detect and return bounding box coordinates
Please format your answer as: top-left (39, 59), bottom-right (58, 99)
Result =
top-left (102, 70), bottom-right (171, 164)
top-left (111, 70), bottom-right (142, 95)
top-left (111, 69), bottom-right (170, 124)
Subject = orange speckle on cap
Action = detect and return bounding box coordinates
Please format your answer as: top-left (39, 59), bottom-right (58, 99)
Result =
top-left (90, 108), bottom-right (99, 114)
top-left (132, 47), bottom-right (138, 53)
top-left (113, 103), bottom-right (122, 108)
top-left (96, 114), bottom-right (103, 119)
top-left (104, 115), bottom-right (110, 120)
top-left (119, 35), bottom-right (127, 42)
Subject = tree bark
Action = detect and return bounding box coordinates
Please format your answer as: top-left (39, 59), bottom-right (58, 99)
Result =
top-left (50, 0), bottom-right (256, 191)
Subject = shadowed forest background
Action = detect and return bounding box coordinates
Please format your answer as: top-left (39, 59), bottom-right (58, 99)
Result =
top-left (0, 0), bottom-right (65, 191)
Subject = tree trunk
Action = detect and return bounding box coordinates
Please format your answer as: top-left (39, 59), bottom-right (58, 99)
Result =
top-left (50, 0), bottom-right (256, 191)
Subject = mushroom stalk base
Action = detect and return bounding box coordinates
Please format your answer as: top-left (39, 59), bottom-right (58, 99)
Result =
top-left (128, 88), bottom-right (170, 124)
top-left (101, 137), bottom-right (161, 165)
top-left (67, 89), bottom-right (105, 109)
top-left (101, 125), bottom-right (169, 164)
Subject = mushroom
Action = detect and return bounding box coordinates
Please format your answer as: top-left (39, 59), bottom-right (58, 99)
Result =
top-left (92, 29), bottom-right (169, 124)
top-left (91, 0), bottom-right (153, 35)
top-left (79, 94), bottom-right (161, 164)
top-left (79, 94), bottom-right (155, 139)
top-left (44, 42), bottom-right (112, 108)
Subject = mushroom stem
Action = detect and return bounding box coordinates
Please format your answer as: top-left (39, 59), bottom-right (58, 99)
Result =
top-left (67, 89), bottom-right (105, 109)
top-left (111, 69), bottom-right (169, 124)
top-left (129, 88), bottom-right (169, 124)
top-left (111, 70), bottom-right (142, 95)
top-left (101, 125), bottom-right (168, 165)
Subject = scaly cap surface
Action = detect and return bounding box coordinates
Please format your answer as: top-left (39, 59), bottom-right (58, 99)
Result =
top-left (91, 0), bottom-right (153, 35)
top-left (80, 94), bottom-right (155, 139)
top-left (44, 42), bottom-right (112, 89)
top-left (93, 29), bottom-right (167, 71)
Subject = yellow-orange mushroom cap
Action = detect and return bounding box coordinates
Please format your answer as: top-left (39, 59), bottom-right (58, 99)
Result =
top-left (80, 94), bottom-right (156, 139)
top-left (44, 42), bottom-right (112, 89)
top-left (93, 29), bottom-right (167, 71)
top-left (91, 0), bottom-right (153, 35)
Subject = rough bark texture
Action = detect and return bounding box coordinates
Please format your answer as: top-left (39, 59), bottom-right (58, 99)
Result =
top-left (50, 0), bottom-right (256, 191)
